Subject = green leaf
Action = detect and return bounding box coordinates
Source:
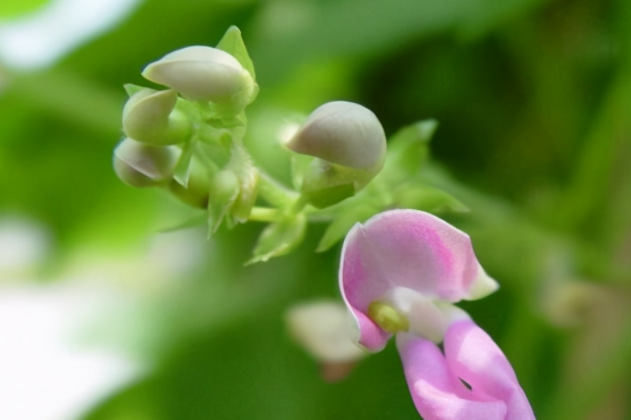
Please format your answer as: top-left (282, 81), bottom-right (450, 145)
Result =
top-left (0, 0), bottom-right (48, 18)
top-left (246, 214), bottom-right (307, 264)
top-left (393, 184), bottom-right (469, 214)
top-left (383, 119), bottom-right (437, 180)
top-left (216, 25), bottom-right (256, 80)
top-left (316, 203), bottom-right (379, 252)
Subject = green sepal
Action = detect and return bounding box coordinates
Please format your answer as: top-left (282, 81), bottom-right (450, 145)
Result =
top-left (173, 138), bottom-right (197, 187)
top-left (302, 183), bottom-right (355, 209)
top-left (207, 170), bottom-right (240, 234)
top-left (123, 83), bottom-right (145, 97)
top-left (316, 203), bottom-right (380, 252)
top-left (246, 214), bottom-right (307, 265)
top-left (229, 145), bottom-right (259, 223)
top-left (290, 154), bottom-right (312, 191)
top-left (216, 25), bottom-right (256, 80)
top-left (299, 159), bottom-right (378, 208)
top-left (393, 184), bottom-right (469, 214)
top-left (231, 166), bottom-right (259, 223)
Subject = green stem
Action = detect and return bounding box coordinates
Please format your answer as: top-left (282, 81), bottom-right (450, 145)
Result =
top-left (248, 207), bottom-right (282, 222)
top-left (257, 171), bottom-right (299, 208)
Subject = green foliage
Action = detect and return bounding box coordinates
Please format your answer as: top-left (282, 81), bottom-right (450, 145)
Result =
top-left (0, 0), bottom-right (48, 18)
top-left (247, 213), bottom-right (307, 264)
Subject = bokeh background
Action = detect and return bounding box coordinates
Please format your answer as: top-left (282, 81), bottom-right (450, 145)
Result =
top-left (1, 0), bottom-right (630, 419)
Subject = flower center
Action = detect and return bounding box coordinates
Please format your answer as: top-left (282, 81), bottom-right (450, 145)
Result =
top-left (368, 287), bottom-right (471, 343)
top-left (367, 301), bottom-right (409, 333)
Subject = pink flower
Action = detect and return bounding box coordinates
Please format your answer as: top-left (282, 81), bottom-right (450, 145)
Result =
top-left (340, 210), bottom-right (535, 420)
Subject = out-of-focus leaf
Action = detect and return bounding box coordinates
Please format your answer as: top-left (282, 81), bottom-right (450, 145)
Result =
top-left (252, 0), bottom-right (549, 83)
top-left (387, 119), bottom-right (436, 168)
top-left (393, 184), bottom-right (469, 213)
top-left (376, 119), bottom-right (436, 186)
top-left (316, 203), bottom-right (379, 252)
top-left (159, 214), bottom-right (206, 233)
top-left (247, 214), bottom-right (306, 264)
top-left (0, 0), bottom-right (48, 19)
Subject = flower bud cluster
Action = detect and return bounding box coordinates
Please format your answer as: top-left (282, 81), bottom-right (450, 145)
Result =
top-left (114, 27), bottom-right (260, 219)
top-left (113, 26), bottom-right (390, 254)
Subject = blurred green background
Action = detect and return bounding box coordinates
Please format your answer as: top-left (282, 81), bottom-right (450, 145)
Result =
top-left (1, 0), bottom-right (630, 419)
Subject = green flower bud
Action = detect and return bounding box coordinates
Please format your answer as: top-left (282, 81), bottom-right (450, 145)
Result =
top-left (207, 169), bottom-right (241, 232)
top-left (168, 157), bottom-right (211, 208)
top-left (113, 138), bottom-right (179, 188)
top-left (141, 46), bottom-right (256, 111)
top-left (286, 102), bottom-right (387, 208)
top-left (122, 88), bottom-right (192, 145)
top-left (286, 101), bottom-right (386, 169)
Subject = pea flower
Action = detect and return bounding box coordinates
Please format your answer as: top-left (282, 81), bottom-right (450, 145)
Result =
top-left (340, 209), bottom-right (535, 420)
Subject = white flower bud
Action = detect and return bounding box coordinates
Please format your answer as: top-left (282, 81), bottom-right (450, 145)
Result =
top-left (142, 46), bottom-right (255, 106)
top-left (113, 138), bottom-right (180, 188)
top-left (123, 89), bottom-right (191, 145)
top-left (286, 101), bottom-right (387, 169)
top-left (286, 300), bottom-right (366, 364)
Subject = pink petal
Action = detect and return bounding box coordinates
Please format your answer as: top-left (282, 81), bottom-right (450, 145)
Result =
top-left (444, 320), bottom-right (536, 420)
top-left (396, 333), bottom-right (507, 420)
top-left (340, 210), bottom-right (485, 350)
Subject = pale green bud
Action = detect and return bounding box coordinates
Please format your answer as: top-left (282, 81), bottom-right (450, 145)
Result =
top-left (286, 301), bottom-right (366, 363)
top-left (231, 165), bottom-right (259, 223)
top-left (168, 157), bottom-right (211, 208)
top-left (207, 169), bottom-right (241, 232)
top-left (141, 46), bottom-right (256, 110)
top-left (113, 138), bottom-right (179, 188)
top-left (122, 88), bottom-right (191, 145)
top-left (287, 102), bottom-right (387, 208)
top-left (209, 169), bottom-right (240, 207)
top-left (286, 101), bottom-right (386, 169)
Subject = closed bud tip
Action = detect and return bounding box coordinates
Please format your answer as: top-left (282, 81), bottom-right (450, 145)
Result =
top-left (113, 138), bottom-right (180, 188)
top-left (142, 46), bottom-right (255, 108)
top-left (123, 88), bottom-right (191, 145)
top-left (286, 101), bottom-right (386, 169)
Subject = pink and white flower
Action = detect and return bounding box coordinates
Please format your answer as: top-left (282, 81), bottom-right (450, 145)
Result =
top-left (340, 209), bottom-right (535, 420)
